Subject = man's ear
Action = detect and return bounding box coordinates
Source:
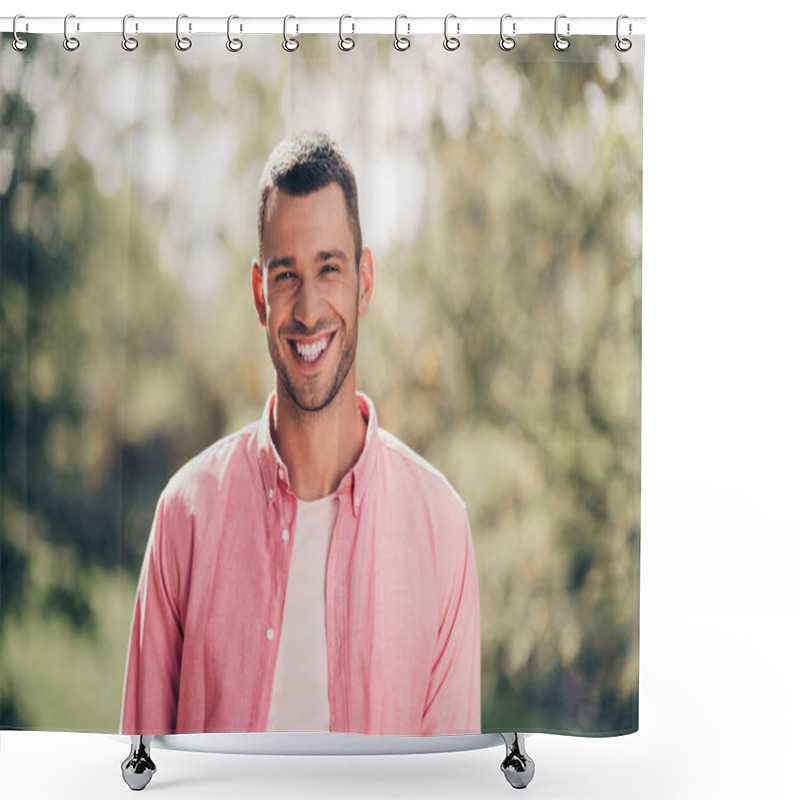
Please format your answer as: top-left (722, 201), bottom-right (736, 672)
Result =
top-left (252, 258), bottom-right (267, 327)
top-left (357, 247), bottom-right (374, 317)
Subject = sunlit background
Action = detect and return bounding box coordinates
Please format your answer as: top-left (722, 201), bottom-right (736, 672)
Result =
top-left (1, 32), bottom-right (642, 733)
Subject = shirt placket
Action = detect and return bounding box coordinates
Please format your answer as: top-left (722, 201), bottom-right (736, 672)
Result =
top-left (262, 464), bottom-right (296, 729)
top-left (325, 481), bottom-right (357, 733)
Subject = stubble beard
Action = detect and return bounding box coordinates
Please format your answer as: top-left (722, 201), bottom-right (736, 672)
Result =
top-left (269, 314), bottom-right (358, 414)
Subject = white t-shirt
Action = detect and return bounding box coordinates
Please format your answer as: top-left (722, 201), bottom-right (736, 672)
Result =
top-left (266, 492), bottom-right (339, 731)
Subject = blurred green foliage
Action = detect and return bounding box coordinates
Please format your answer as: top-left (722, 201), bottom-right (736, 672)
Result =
top-left (1, 33), bottom-right (642, 733)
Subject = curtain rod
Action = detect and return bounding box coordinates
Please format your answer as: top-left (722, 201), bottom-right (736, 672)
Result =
top-left (1, 16), bottom-right (646, 37)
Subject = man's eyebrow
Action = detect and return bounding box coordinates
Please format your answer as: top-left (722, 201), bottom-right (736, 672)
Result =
top-left (266, 256), bottom-right (295, 272)
top-left (316, 249), bottom-right (348, 263)
top-left (266, 250), bottom-right (349, 271)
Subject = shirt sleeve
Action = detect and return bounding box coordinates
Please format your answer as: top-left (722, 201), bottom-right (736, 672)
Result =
top-left (120, 490), bottom-right (184, 735)
top-left (422, 507), bottom-right (481, 735)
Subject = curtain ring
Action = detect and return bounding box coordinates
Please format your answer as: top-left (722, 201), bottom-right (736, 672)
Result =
top-left (394, 14), bottom-right (410, 51)
top-left (226, 15), bottom-right (243, 51)
top-left (283, 15), bottom-right (299, 51)
top-left (553, 14), bottom-right (570, 51)
top-left (12, 15), bottom-right (29, 51)
top-left (338, 14), bottom-right (355, 51)
top-left (175, 14), bottom-right (192, 51)
top-left (443, 14), bottom-right (460, 51)
top-left (63, 13), bottom-right (80, 51)
top-left (122, 14), bottom-right (139, 51)
top-left (499, 14), bottom-right (515, 51)
top-left (615, 15), bottom-right (632, 52)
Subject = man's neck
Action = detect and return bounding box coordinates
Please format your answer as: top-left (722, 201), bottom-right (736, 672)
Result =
top-left (271, 383), bottom-right (367, 502)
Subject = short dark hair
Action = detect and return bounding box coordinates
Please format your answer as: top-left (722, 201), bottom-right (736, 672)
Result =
top-left (257, 132), bottom-right (362, 266)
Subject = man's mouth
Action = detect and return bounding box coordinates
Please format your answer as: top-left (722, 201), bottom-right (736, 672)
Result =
top-left (288, 332), bottom-right (334, 366)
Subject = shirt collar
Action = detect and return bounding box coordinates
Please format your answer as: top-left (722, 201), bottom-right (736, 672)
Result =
top-left (257, 390), bottom-right (379, 516)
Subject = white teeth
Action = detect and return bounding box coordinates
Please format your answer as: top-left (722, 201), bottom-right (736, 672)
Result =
top-left (294, 336), bottom-right (329, 362)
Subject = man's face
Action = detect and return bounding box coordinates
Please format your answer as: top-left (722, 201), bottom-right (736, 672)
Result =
top-left (253, 182), bottom-right (372, 413)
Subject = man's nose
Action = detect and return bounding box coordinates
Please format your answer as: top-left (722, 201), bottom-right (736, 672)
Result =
top-left (293, 280), bottom-right (324, 330)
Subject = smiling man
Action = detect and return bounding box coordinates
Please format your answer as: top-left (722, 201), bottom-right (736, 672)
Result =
top-left (121, 132), bottom-right (480, 737)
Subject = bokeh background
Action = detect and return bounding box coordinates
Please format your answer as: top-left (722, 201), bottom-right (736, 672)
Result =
top-left (1, 32), bottom-right (642, 734)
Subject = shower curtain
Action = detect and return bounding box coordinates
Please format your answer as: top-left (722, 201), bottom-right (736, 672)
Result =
top-left (0, 23), bottom-right (643, 738)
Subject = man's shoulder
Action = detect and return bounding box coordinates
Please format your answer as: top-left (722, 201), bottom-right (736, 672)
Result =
top-left (163, 420), bottom-right (260, 503)
top-left (375, 427), bottom-right (466, 514)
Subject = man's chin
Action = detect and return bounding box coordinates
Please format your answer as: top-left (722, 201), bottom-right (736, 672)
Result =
top-left (272, 340), bottom-right (355, 415)
top-left (282, 380), bottom-right (338, 414)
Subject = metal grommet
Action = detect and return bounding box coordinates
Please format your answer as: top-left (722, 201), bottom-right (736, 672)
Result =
top-left (63, 13), bottom-right (80, 51)
top-left (394, 14), bottom-right (410, 51)
top-left (122, 14), bottom-right (139, 51)
top-left (175, 13), bottom-right (192, 51)
top-left (553, 14), bottom-right (570, 51)
top-left (615, 14), bottom-right (632, 52)
top-left (443, 14), bottom-right (460, 51)
top-left (283, 15), bottom-right (299, 52)
top-left (226, 15), bottom-right (243, 52)
top-left (338, 14), bottom-right (355, 51)
top-left (499, 13), bottom-right (515, 51)
top-left (12, 15), bottom-right (29, 51)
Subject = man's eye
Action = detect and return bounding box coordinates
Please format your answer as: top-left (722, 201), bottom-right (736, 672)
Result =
top-left (322, 264), bottom-right (339, 274)
top-left (275, 271), bottom-right (295, 281)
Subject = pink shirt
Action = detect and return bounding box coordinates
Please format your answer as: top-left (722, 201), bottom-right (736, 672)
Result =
top-left (120, 391), bottom-right (481, 736)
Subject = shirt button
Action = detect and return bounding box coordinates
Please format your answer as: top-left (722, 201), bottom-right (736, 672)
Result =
top-left (266, 628), bottom-right (275, 641)
top-left (278, 467), bottom-right (284, 481)
top-left (268, 488), bottom-right (274, 500)
top-left (281, 528), bottom-right (289, 542)
top-left (354, 495), bottom-right (360, 508)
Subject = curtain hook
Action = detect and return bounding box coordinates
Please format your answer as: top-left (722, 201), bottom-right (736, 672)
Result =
top-left (175, 14), bottom-right (192, 51)
top-left (339, 14), bottom-right (355, 51)
top-left (554, 14), bottom-right (570, 51)
top-left (226, 14), bottom-right (243, 52)
top-left (63, 13), bottom-right (80, 51)
top-left (615, 15), bottom-right (632, 52)
top-left (443, 14), bottom-right (460, 51)
top-left (394, 14), bottom-right (410, 51)
top-left (12, 14), bottom-right (29, 51)
top-left (283, 15), bottom-right (299, 51)
top-left (122, 14), bottom-right (139, 51)
top-left (499, 14), bottom-right (516, 51)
